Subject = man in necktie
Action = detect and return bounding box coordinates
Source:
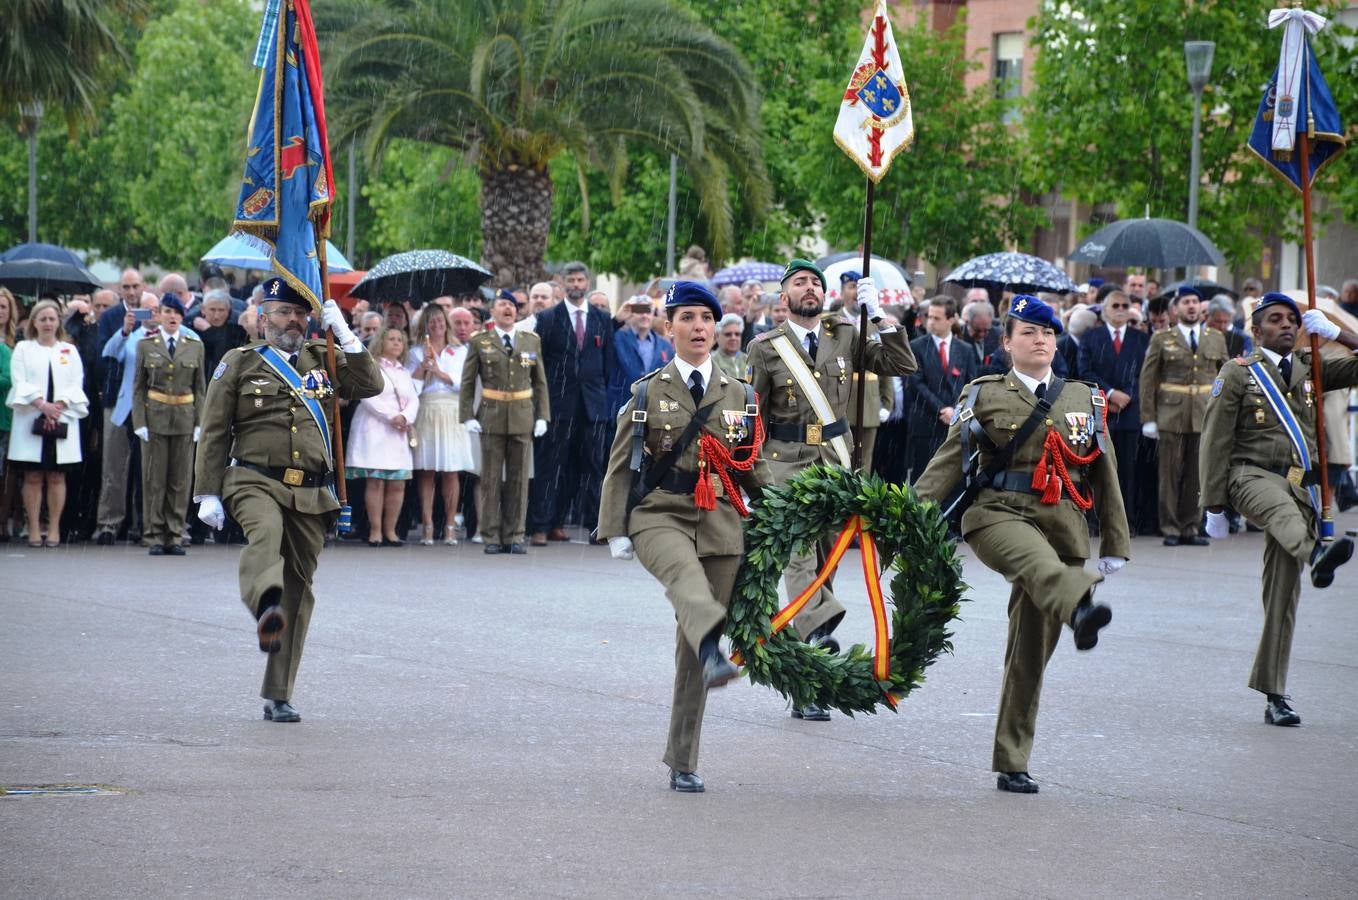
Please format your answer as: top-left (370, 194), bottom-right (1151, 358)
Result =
top-left (906, 297), bottom-right (977, 483)
top-left (1139, 286), bottom-right (1229, 546)
top-left (131, 293), bottom-right (205, 556)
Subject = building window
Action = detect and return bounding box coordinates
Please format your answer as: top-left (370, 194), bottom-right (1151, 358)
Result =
top-left (994, 32), bottom-right (1024, 124)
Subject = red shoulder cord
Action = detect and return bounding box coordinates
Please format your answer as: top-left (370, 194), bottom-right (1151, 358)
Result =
top-left (1030, 391), bottom-right (1105, 510)
top-left (693, 401), bottom-right (766, 517)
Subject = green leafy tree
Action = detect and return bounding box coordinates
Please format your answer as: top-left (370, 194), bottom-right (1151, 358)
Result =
top-left (1027, 0), bottom-right (1358, 267)
top-left (361, 139), bottom-right (483, 261)
top-left (319, 0), bottom-right (770, 287)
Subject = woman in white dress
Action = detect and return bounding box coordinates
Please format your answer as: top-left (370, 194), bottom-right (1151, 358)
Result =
top-left (408, 304), bottom-right (475, 545)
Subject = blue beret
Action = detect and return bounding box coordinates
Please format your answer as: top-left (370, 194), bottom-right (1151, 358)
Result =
top-left (496, 288), bottom-right (518, 304)
top-left (1255, 291), bottom-right (1301, 321)
top-left (1006, 294), bottom-right (1064, 335)
top-left (1087, 277), bottom-right (1105, 288)
top-left (839, 269), bottom-right (861, 285)
top-left (160, 293), bottom-right (186, 316)
top-left (664, 280), bottom-right (722, 319)
top-left (260, 276), bottom-right (310, 308)
top-left (1176, 285), bottom-right (1203, 300)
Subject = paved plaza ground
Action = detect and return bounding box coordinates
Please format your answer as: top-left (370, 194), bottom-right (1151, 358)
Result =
top-left (4, 511), bottom-right (1357, 898)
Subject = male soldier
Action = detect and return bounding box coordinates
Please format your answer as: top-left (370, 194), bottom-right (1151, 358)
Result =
top-left (194, 277), bottom-right (382, 723)
top-left (132, 294), bottom-right (205, 555)
top-left (1139, 286), bottom-right (1229, 546)
top-left (462, 294), bottom-right (550, 554)
top-left (746, 259), bottom-right (917, 721)
top-left (1201, 294), bottom-right (1358, 728)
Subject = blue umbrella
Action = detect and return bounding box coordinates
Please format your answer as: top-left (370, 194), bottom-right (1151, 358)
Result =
top-left (0, 242), bottom-right (86, 266)
top-left (943, 252), bottom-right (1077, 295)
top-left (710, 261), bottom-right (784, 286)
top-left (202, 233), bottom-right (354, 273)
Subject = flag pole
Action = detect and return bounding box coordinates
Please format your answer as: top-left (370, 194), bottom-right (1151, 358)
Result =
top-left (316, 232), bottom-right (350, 518)
top-left (1298, 130), bottom-right (1333, 538)
top-left (852, 177), bottom-right (874, 472)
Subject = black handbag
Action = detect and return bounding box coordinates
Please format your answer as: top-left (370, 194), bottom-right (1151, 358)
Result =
top-left (31, 416), bottom-right (69, 440)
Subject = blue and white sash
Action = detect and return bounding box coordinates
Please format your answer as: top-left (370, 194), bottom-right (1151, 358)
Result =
top-left (1247, 359), bottom-right (1320, 523)
top-left (254, 345), bottom-right (333, 468)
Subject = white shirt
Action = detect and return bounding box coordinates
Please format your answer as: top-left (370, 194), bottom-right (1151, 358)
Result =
top-left (932, 334), bottom-right (952, 357)
top-left (784, 319), bottom-right (819, 355)
top-left (1259, 346), bottom-right (1293, 371)
top-left (1177, 322), bottom-right (1201, 348)
top-left (408, 342), bottom-right (467, 395)
top-left (513, 314), bottom-right (537, 334)
top-left (493, 326), bottom-right (515, 349)
top-left (672, 356), bottom-right (715, 397)
top-left (1107, 323), bottom-right (1125, 343)
top-left (1011, 368), bottom-right (1053, 399)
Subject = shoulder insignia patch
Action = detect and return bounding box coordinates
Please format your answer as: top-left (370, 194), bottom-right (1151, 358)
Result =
top-left (213, 361), bottom-right (228, 380)
top-left (1211, 378), bottom-right (1223, 397)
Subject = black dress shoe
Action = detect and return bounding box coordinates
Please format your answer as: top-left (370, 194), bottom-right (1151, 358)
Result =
top-left (1070, 598), bottom-right (1112, 651)
top-left (1182, 535), bottom-right (1209, 546)
top-left (263, 699), bottom-right (301, 723)
top-left (257, 605), bottom-right (288, 653)
top-left (996, 771), bottom-right (1039, 793)
top-left (382, 538), bottom-right (404, 547)
top-left (508, 543), bottom-right (527, 554)
top-left (1162, 535), bottom-right (1181, 546)
top-left (701, 653), bottom-right (740, 690)
top-left (1310, 537), bottom-right (1354, 589)
top-left (484, 543), bottom-right (502, 555)
top-left (96, 531), bottom-right (115, 546)
top-left (1265, 694), bottom-right (1301, 726)
top-left (368, 540), bottom-right (382, 547)
top-left (148, 544), bottom-right (165, 556)
top-left (808, 629), bottom-right (841, 656)
top-left (791, 703), bottom-right (831, 721)
top-left (166, 544), bottom-right (186, 556)
top-left (669, 769), bottom-right (704, 793)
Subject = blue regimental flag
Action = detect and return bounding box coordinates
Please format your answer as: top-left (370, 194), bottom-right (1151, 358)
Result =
top-left (1247, 7), bottom-right (1346, 193)
top-left (234, 0), bottom-right (334, 311)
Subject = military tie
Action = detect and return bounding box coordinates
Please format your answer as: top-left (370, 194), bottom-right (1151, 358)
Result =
top-left (689, 370), bottom-right (705, 408)
top-left (1189, 328), bottom-right (1198, 353)
top-left (1034, 381), bottom-right (1047, 401)
top-left (1279, 356), bottom-right (1292, 385)
top-left (288, 353), bottom-right (299, 369)
top-left (503, 334), bottom-right (513, 352)
top-left (805, 330), bottom-right (819, 360)
top-left (167, 336), bottom-right (176, 358)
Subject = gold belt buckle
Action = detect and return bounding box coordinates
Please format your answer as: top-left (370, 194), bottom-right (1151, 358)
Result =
top-left (283, 467), bottom-right (305, 486)
top-left (1286, 466), bottom-right (1304, 487)
top-left (805, 423), bottom-right (823, 445)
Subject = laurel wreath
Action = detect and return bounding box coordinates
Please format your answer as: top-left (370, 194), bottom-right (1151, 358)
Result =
top-left (727, 464), bottom-right (968, 715)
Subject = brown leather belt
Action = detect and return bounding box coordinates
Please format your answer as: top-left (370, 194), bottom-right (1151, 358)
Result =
top-left (148, 389), bottom-right (195, 405)
top-left (481, 388), bottom-right (532, 401)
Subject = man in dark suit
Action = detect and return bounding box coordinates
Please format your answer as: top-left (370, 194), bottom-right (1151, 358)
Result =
top-left (528, 261), bottom-right (614, 545)
top-left (1078, 286), bottom-right (1149, 527)
top-left (1052, 305), bottom-right (1097, 380)
top-left (905, 297), bottom-right (977, 481)
top-left (607, 296), bottom-right (674, 413)
top-left (960, 291), bottom-right (1006, 376)
top-left (1206, 294), bottom-right (1251, 358)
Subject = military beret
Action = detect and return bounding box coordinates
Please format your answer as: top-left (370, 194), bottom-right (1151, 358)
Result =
top-left (781, 258), bottom-right (826, 291)
top-left (1175, 285), bottom-right (1203, 300)
top-left (1087, 277), bottom-right (1105, 288)
top-left (259, 276), bottom-right (311, 309)
top-left (496, 288), bottom-right (518, 304)
top-left (160, 293), bottom-right (186, 317)
top-left (839, 269), bottom-right (861, 285)
top-left (1006, 293), bottom-right (1064, 335)
top-left (664, 281), bottom-right (722, 319)
top-left (1254, 291), bottom-right (1301, 321)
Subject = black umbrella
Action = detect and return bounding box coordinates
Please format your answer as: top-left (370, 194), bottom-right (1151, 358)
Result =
top-left (0, 242), bottom-right (87, 266)
top-left (0, 257), bottom-right (102, 296)
top-left (943, 252), bottom-right (1077, 294)
top-left (348, 250), bottom-right (492, 304)
top-left (1068, 218), bottom-right (1226, 269)
top-left (1156, 278), bottom-right (1237, 302)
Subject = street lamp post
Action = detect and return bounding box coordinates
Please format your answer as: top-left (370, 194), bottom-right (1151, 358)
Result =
top-left (1184, 41), bottom-right (1215, 231)
top-left (20, 101), bottom-right (44, 244)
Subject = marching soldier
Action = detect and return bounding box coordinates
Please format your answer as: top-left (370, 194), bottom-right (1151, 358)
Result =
top-left (1138, 286), bottom-right (1228, 546)
top-left (915, 295), bottom-right (1130, 794)
top-left (131, 294), bottom-right (205, 555)
top-left (598, 282), bottom-right (769, 793)
top-left (461, 294), bottom-right (550, 554)
top-left (194, 277), bottom-right (382, 723)
top-left (1200, 294), bottom-right (1358, 728)
top-left (745, 260), bottom-right (917, 720)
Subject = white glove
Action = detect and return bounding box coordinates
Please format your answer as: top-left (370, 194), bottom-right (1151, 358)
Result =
top-left (1097, 556), bottom-right (1126, 576)
top-left (1302, 308), bottom-right (1340, 341)
top-left (857, 276), bottom-right (882, 320)
top-left (465, 419), bottom-right (482, 434)
top-left (879, 407), bottom-right (890, 421)
top-left (1141, 421), bottom-right (1158, 439)
top-left (192, 426), bottom-right (201, 442)
top-left (197, 495), bottom-right (225, 531)
top-left (533, 419), bottom-right (548, 438)
top-left (322, 299), bottom-right (362, 353)
top-left (1204, 510), bottom-right (1230, 540)
top-left (608, 536), bottom-right (634, 560)
top-left (134, 426), bottom-right (149, 442)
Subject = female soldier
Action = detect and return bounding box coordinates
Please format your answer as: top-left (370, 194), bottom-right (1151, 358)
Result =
top-left (598, 282), bottom-right (769, 794)
top-left (915, 294), bottom-right (1131, 795)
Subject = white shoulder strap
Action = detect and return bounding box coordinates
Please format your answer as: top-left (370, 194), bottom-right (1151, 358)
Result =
top-left (770, 333), bottom-right (851, 468)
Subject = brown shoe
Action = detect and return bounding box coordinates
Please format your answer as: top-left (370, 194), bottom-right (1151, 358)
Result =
top-left (530, 532), bottom-right (549, 547)
top-left (547, 528), bottom-right (570, 542)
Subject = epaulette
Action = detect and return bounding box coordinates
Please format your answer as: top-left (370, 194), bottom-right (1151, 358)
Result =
top-left (1233, 351), bottom-right (1263, 366)
top-left (1066, 377), bottom-right (1100, 389)
top-left (631, 369), bottom-right (661, 386)
top-left (750, 327), bottom-right (783, 344)
top-left (822, 313), bottom-right (851, 329)
top-left (972, 373), bottom-right (1006, 383)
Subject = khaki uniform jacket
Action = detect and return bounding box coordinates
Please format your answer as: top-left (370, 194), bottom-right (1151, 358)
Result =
top-left (459, 329), bottom-right (550, 434)
top-left (1199, 348), bottom-right (1358, 510)
top-left (194, 339), bottom-right (383, 514)
top-left (598, 360), bottom-right (771, 554)
top-left (746, 316), bottom-right (916, 466)
top-left (914, 373), bottom-right (1132, 561)
top-left (132, 330), bottom-right (206, 435)
top-left (847, 372), bottom-right (895, 428)
top-left (1138, 325), bottom-right (1229, 433)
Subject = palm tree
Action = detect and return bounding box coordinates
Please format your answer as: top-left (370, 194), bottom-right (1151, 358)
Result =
top-left (319, 0), bottom-right (770, 286)
top-left (1, 0), bottom-right (143, 242)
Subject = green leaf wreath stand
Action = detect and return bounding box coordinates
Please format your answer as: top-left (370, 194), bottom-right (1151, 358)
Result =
top-left (728, 464), bottom-right (968, 714)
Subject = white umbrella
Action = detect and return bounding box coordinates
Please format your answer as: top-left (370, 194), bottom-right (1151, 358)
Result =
top-left (202, 233), bottom-right (354, 273)
top-left (821, 256), bottom-right (912, 308)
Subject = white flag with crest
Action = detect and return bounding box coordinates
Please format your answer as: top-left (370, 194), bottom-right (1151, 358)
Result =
top-left (833, 0), bottom-right (915, 183)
